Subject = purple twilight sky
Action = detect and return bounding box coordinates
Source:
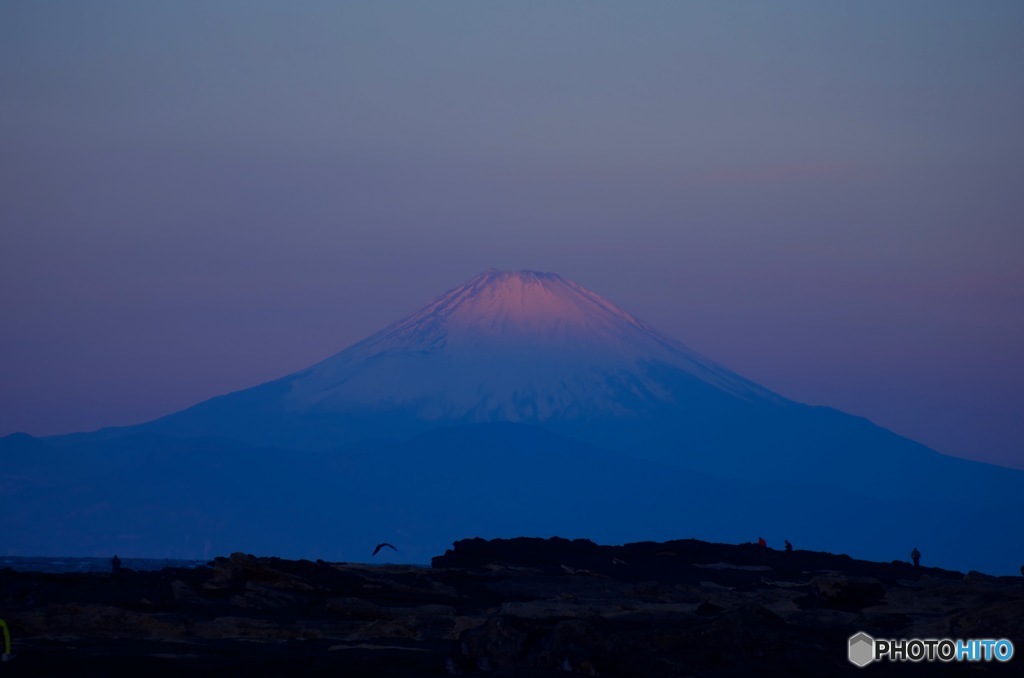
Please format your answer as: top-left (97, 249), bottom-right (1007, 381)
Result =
top-left (1, 2), bottom-right (1022, 468)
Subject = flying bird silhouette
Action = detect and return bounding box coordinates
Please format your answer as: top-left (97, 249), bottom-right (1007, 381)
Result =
top-left (372, 542), bottom-right (397, 556)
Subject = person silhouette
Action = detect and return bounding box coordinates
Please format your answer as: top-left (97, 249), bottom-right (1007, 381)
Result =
top-left (111, 555), bottom-right (122, 574)
top-left (911, 547), bottom-right (921, 567)
top-left (784, 540), bottom-right (793, 553)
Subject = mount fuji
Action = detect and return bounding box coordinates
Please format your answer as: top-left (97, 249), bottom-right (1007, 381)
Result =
top-left (4, 270), bottom-right (1022, 573)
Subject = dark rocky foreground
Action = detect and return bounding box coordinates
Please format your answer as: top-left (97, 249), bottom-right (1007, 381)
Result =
top-left (1, 538), bottom-right (1021, 676)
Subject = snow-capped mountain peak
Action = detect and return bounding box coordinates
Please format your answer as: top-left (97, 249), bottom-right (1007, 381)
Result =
top-left (284, 270), bottom-right (775, 421)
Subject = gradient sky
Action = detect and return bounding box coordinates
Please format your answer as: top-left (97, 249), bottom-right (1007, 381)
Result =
top-left (2, 1), bottom-right (1022, 468)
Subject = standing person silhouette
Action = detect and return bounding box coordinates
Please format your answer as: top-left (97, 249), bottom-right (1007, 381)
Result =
top-left (911, 547), bottom-right (921, 567)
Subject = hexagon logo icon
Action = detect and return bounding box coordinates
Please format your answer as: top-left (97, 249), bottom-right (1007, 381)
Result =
top-left (849, 632), bottom-right (875, 667)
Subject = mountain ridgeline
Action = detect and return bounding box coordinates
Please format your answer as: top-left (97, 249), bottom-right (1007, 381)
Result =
top-left (3, 270), bottom-right (1022, 573)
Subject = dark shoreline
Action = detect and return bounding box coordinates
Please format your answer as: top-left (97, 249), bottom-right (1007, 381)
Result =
top-left (1, 537), bottom-right (1021, 676)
